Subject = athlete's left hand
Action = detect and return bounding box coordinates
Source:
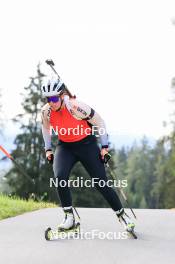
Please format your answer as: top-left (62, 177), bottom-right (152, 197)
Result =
top-left (101, 148), bottom-right (109, 161)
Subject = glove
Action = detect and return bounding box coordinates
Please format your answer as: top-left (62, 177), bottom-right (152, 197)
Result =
top-left (46, 149), bottom-right (54, 164)
top-left (100, 147), bottom-right (109, 161)
top-left (100, 147), bottom-right (111, 164)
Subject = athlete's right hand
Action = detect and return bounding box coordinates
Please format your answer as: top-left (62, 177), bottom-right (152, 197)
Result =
top-left (46, 149), bottom-right (54, 164)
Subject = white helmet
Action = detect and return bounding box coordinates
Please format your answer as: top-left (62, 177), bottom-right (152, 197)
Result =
top-left (41, 79), bottom-right (65, 97)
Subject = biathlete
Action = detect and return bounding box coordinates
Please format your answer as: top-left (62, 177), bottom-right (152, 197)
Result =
top-left (41, 78), bottom-right (135, 233)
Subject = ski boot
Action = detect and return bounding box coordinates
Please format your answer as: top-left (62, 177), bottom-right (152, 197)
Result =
top-left (45, 207), bottom-right (80, 241)
top-left (117, 209), bottom-right (137, 239)
top-left (58, 207), bottom-right (76, 231)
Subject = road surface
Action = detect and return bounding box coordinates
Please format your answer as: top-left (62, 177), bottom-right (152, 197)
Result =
top-left (0, 208), bottom-right (175, 264)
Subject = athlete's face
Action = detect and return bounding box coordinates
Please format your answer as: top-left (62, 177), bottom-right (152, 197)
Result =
top-left (47, 96), bottom-right (62, 111)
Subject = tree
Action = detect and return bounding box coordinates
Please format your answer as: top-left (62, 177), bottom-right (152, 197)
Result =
top-left (4, 64), bottom-right (57, 201)
top-left (151, 140), bottom-right (170, 208)
top-left (156, 78), bottom-right (175, 208)
top-left (150, 77), bottom-right (175, 208)
top-left (124, 137), bottom-right (156, 208)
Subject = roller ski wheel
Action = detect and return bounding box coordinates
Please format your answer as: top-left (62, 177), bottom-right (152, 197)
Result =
top-left (45, 222), bottom-right (80, 241)
top-left (45, 227), bottom-right (52, 241)
top-left (127, 229), bottom-right (137, 239)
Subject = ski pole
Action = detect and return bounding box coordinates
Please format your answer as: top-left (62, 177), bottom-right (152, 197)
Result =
top-left (0, 145), bottom-right (35, 185)
top-left (73, 207), bottom-right (81, 220)
top-left (104, 153), bottom-right (137, 219)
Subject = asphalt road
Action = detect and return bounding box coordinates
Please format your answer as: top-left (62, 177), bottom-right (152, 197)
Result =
top-left (0, 208), bottom-right (175, 264)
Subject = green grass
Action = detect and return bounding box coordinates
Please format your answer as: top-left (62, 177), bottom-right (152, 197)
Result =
top-left (0, 194), bottom-right (57, 220)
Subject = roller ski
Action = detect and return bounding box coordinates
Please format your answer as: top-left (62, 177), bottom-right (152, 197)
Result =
top-left (118, 211), bottom-right (137, 239)
top-left (45, 207), bottom-right (81, 241)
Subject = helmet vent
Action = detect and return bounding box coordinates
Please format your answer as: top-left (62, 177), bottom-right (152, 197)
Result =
top-left (53, 83), bottom-right (58, 91)
top-left (57, 84), bottom-right (63, 92)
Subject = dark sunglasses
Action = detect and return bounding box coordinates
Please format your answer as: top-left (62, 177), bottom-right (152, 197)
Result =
top-left (47, 96), bottom-right (60, 103)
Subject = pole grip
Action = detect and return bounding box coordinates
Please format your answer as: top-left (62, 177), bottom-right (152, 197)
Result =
top-left (104, 153), bottom-right (111, 164)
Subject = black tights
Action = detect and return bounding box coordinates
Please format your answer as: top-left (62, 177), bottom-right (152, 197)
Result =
top-left (53, 136), bottom-right (123, 212)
